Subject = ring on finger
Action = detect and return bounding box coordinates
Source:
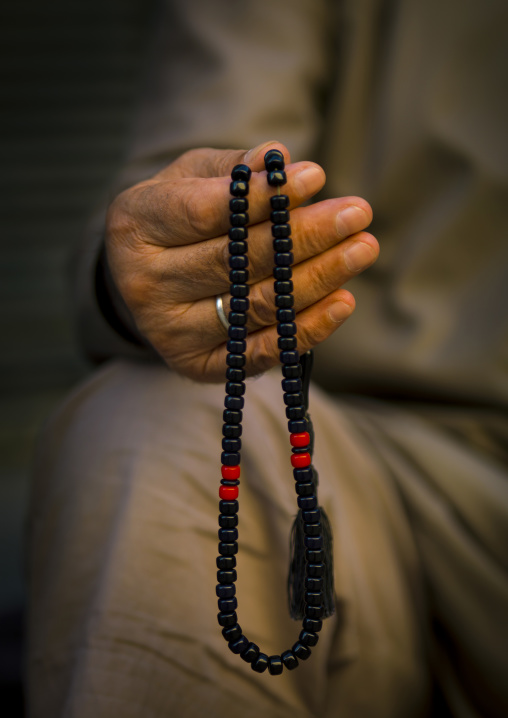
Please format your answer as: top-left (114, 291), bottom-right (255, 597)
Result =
top-left (215, 295), bottom-right (229, 331)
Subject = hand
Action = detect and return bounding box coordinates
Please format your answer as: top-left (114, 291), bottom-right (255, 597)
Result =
top-left (105, 141), bottom-right (379, 382)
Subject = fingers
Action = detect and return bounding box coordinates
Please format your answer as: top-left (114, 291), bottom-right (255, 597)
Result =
top-left (168, 288), bottom-right (357, 382)
top-left (156, 197), bottom-right (373, 301)
top-left (163, 228), bottom-right (378, 352)
top-left (152, 141), bottom-right (290, 181)
top-left (127, 158), bottom-right (326, 248)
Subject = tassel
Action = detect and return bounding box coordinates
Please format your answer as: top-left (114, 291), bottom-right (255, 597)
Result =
top-left (287, 351), bottom-right (335, 620)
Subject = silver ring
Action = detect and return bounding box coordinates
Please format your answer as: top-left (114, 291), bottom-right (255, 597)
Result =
top-left (215, 295), bottom-right (229, 332)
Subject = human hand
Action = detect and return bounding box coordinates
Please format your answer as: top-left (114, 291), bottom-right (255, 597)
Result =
top-left (105, 141), bottom-right (378, 382)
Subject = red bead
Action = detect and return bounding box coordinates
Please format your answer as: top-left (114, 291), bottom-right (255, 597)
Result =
top-left (222, 465), bottom-right (241, 480)
top-left (291, 452), bottom-right (311, 468)
top-left (290, 432), bottom-right (310, 448)
top-left (219, 485), bottom-right (239, 500)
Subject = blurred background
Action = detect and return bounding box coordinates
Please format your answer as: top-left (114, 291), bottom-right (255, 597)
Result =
top-left (0, 1), bottom-right (156, 713)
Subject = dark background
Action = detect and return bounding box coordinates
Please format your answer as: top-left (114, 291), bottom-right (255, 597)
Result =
top-left (0, 1), bottom-right (156, 713)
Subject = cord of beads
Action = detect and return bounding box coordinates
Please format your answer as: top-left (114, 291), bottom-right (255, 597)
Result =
top-left (216, 151), bottom-right (326, 675)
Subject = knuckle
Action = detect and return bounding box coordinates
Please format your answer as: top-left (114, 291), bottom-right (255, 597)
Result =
top-left (249, 331), bottom-right (278, 373)
top-left (248, 282), bottom-right (275, 328)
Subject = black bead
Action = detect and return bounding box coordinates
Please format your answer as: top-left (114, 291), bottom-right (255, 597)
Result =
top-left (286, 405), bottom-right (306, 420)
top-left (272, 223), bottom-right (291, 238)
top-left (281, 650), bottom-right (299, 670)
top-left (278, 336), bottom-right (297, 351)
top-left (295, 481), bottom-right (314, 497)
top-left (225, 381), bottom-right (246, 397)
top-left (229, 635), bottom-right (249, 654)
top-left (305, 591), bottom-right (323, 607)
top-left (230, 283), bottom-right (249, 298)
top-left (271, 209), bottom-right (289, 224)
top-left (228, 312), bottom-right (247, 327)
top-left (282, 377), bottom-right (302, 393)
top-left (273, 238), bottom-right (293, 253)
top-left (306, 548), bottom-right (324, 563)
top-left (240, 642), bottom-right (260, 663)
top-left (218, 596), bottom-right (238, 612)
top-left (298, 495), bottom-right (318, 510)
top-left (273, 266), bottom-right (292, 281)
top-left (231, 164), bottom-right (252, 182)
top-left (299, 630), bottom-right (319, 647)
top-left (267, 169), bottom-right (287, 186)
top-left (274, 252), bottom-right (294, 267)
top-left (304, 604), bottom-right (324, 619)
top-left (303, 522), bottom-right (321, 537)
top-left (280, 350), bottom-right (300, 364)
top-left (230, 212), bottom-right (249, 227)
top-left (230, 297), bottom-right (249, 312)
top-left (275, 294), bottom-right (294, 308)
top-left (230, 180), bottom-right (249, 197)
top-left (277, 308), bottom-right (295, 323)
top-left (220, 479), bottom-right (239, 487)
top-left (292, 642), bottom-right (311, 660)
top-left (292, 447), bottom-right (310, 454)
top-left (282, 363), bottom-right (301, 379)
top-left (274, 280), bottom-right (293, 294)
top-left (306, 562), bottom-right (324, 578)
top-left (226, 366), bottom-right (245, 382)
top-left (226, 338), bottom-right (247, 354)
top-left (219, 500), bottom-right (239, 516)
top-left (223, 423), bottom-right (242, 438)
top-left (230, 197), bottom-right (248, 213)
top-left (264, 149), bottom-right (284, 171)
top-left (216, 583), bottom-right (236, 599)
top-left (305, 535), bottom-right (323, 550)
top-left (282, 391), bottom-right (305, 408)
top-left (228, 227), bottom-right (248, 242)
top-left (268, 655), bottom-right (283, 675)
top-left (251, 652), bottom-right (269, 673)
top-left (222, 437), bottom-right (241, 452)
top-left (226, 353), bottom-right (246, 368)
top-left (305, 576), bottom-right (323, 591)
top-left (218, 542), bottom-right (238, 557)
top-left (230, 269), bottom-right (249, 283)
top-left (218, 514), bottom-right (238, 529)
top-left (229, 254), bottom-right (248, 269)
top-left (218, 528), bottom-right (238, 543)
top-left (228, 239), bottom-right (248, 255)
top-left (216, 556), bottom-right (236, 571)
top-left (221, 452), bottom-right (240, 467)
top-left (228, 325), bottom-right (247, 340)
top-left (217, 611), bottom-right (237, 627)
top-left (302, 508), bottom-right (321, 523)
top-left (224, 396), bottom-right (244, 412)
top-left (222, 623), bottom-right (242, 642)
top-left (303, 617), bottom-right (323, 633)
top-left (294, 468), bottom-right (312, 482)
top-left (270, 194), bottom-right (289, 210)
top-left (288, 419), bottom-right (307, 433)
top-left (278, 322), bottom-right (297, 337)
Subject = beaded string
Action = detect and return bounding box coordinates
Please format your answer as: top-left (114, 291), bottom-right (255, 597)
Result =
top-left (216, 150), bottom-right (331, 675)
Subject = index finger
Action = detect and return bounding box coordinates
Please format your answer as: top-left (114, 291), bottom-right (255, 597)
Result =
top-left (131, 159), bottom-right (326, 248)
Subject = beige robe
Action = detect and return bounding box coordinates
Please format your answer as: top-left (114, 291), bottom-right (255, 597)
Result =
top-left (28, 1), bottom-right (508, 716)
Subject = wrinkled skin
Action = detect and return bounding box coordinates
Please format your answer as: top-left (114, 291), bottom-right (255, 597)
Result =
top-left (105, 141), bottom-right (378, 382)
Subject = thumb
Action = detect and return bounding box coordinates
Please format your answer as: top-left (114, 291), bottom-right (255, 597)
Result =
top-left (154, 141), bottom-right (291, 181)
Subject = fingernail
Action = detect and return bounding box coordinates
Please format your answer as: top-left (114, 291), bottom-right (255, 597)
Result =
top-left (294, 165), bottom-right (324, 196)
top-left (336, 205), bottom-right (368, 238)
top-left (344, 241), bottom-right (376, 272)
top-left (328, 301), bottom-right (352, 324)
